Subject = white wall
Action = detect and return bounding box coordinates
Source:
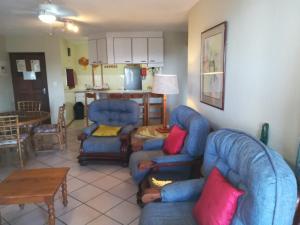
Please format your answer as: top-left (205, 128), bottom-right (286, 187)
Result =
top-left (5, 36), bottom-right (65, 122)
top-left (0, 36), bottom-right (14, 112)
top-left (188, 0), bottom-right (300, 165)
top-left (162, 32), bottom-right (188, 111)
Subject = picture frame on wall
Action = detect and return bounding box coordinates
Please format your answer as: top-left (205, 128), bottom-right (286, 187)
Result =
top-left (200, 21), bottom-right (227, 110)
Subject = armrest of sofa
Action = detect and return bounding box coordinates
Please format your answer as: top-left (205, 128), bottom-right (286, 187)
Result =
top-left (120, 125), bottom-right (136, 135)
top-left (143, 139), bottom-right (164, 151)
top-left (82, 123), bottom-right (98, 136)
top-left (161, 178), bottom-right (205, 202)
top-left (152, 154), bottom-right (194, 164)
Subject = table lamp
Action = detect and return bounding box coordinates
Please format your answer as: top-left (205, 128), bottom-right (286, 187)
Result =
top-left (152, 74), bottom-right (179, 133)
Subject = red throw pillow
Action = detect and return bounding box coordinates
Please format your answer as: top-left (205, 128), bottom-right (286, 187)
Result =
top-left (163, 125), bottom-right (188, 155)
top-left (193, 167), bottom-right (244, 225)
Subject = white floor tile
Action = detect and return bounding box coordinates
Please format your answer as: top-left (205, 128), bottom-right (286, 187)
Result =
top-left (106, 201), bottom-right (140, 225)
top-left (1, 203), bottom-right (38, 222)
top-left (58, 160), bottom-right (78, 168)
top-left (59, 204), bottom-right (100, 225)
top-left (87, 215), bottom-right (121, 225)
top-left (86, 192), bottom-right (123, 213)
top-left (109, 182), bottom-right (138, 199)
top-left (67, 178), bottom-right (87, 192)
top-left (127, 195), bottom-right (138, 205)
top-left (92, 176), bottom-right (122, 191)
top-left (111, 168), bottom-right (131, 181)
top-left (129, 218), bottom-right (140, 225)
top-left (11, 207), bottom-right (48, 225)
top-left (77, 170), bottom-right (106, 183)
top-left (24, 160), bottom-right (50, 169)
top-left (88, 164), bottom-right (122, 174)
top-left (37, 155), bottom-right (67, 167)
top-left (68, 165), bottom-right (93, 177)
top-left (70, 185), bottom-right (104, 202)
top-left (40, 196), bottom-right (82, 217)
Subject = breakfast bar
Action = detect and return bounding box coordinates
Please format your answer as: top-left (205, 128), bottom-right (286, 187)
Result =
top-left (75, 90), bottom-right (164, 126)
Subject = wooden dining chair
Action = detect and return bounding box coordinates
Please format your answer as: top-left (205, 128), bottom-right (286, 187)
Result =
top-left (17, 101), bottom-right (41, 112)
top-left (85, 92), bottom-right (97, 127)
top-left (0, 115), bottom-right (29, 168)
top-left (33, 104), bottom-right (66, 151)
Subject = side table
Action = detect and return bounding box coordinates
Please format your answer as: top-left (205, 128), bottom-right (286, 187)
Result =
top-left (131, 125), bottom-right (169, 152)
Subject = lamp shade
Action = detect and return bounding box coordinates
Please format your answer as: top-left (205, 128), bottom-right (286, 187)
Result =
top-left (152, 74), bottom-right (179, 95)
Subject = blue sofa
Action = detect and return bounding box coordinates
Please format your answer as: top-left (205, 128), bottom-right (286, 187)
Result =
top-left (139, 129), bottom-right (297, 225)
top-left (78, 99), bottom-right (139, 166)
top-left (129, 105), bottom-right (210, 183)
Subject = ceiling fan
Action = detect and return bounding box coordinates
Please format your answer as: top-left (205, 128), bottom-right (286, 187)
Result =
top-left (13, 0), bottom-right (80, 32)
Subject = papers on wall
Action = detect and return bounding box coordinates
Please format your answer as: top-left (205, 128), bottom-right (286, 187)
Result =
top-left (30, 60), bottom-right (40, 72)
top-left (23, 71), bottom-right (36, 80)
top-left (16, 59), bottom-right (26, 72)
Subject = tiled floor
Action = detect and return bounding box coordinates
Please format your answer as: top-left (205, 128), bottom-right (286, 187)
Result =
top-left (0, 120), bottom-right (140, 225)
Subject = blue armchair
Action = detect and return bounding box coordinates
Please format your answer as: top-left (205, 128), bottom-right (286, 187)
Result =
top-left (129, 105), bottom-right (210, 183)
top-left (78, 99), bottom-right (139, 166)
top-left (139, 129), bottom-right (297, 225)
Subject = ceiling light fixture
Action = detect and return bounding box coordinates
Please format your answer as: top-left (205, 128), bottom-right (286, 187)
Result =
top-left (38, 10), bottom-right (56, 24)
top-left (65, 21), bottom-right (79, 33)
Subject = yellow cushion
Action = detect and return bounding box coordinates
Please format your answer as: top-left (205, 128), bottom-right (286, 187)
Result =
top-left (92, 125), bottom-right (122, 137)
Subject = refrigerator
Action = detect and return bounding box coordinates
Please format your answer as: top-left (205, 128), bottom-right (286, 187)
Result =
top-left (124, 66), bottom-right (142, 90)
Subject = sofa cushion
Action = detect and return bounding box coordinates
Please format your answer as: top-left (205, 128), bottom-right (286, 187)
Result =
top-left (82, 136), bottom-right (121, 153)
top-left (92, 125), bottom-right (121, 137)
top-left (163, 125), bottom-right (187, 155)
top-left (203, 129), bottom-right (297, 225)
top-left (193, 167), bottom-right (244, 225)
top-left (88, 99), bottom-right (140, 127)
top-left (169, 105), bottom-right (210, 157)
top-left (140, 202), bottom-right (197, 225)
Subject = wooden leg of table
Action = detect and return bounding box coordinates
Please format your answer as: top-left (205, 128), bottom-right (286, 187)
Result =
top-left (46, 198), bottom-right (55, 225)
top-left (17, 143), bottom-right (24, 169)
top-left (62, 178), bottom-right (68, 207)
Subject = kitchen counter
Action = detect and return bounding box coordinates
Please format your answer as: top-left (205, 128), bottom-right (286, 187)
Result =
top-left (74, 89), bottom-right (151, 94)
top-left (75, 89), bottom-right (163, 126)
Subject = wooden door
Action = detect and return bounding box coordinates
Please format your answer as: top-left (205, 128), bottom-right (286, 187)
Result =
top-left (9, 52), bottom-right (50, 112)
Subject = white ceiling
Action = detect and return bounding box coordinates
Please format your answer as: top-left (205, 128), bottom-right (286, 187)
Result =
top-left (0, 0), bottom-right (199, 37)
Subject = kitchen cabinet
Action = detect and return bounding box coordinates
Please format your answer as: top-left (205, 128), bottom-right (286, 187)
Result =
top-left (88, 38), bottom-right (108, 65)
top-left (97, 38), bottom-right (108, 64)
top-left (88, 40), bottom-right (98, 65)
top-left (148, 38), bottom-right (164, 65)
top-left (113, 38), bottom-right (132, 63)
top-left (132, 38), bottom-right (148, 64)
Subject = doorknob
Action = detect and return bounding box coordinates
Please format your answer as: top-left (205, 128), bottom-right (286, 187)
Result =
top-left (42, 88), bottom-right (47, 95)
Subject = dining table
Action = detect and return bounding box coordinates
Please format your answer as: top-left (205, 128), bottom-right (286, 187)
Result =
top-left (0, 111), bottom-right (50, 127)
top-left (0, 111), bottom-right (51, 151)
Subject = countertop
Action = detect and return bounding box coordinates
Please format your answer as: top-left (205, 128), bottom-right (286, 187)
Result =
top-left (74, 89), bottom-right (152, 94)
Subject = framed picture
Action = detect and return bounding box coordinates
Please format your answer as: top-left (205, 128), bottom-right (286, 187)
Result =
top-left (200, 22), bottom-right (227, 110)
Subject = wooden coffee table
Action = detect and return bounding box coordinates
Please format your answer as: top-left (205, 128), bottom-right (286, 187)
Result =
top-left (0, 168), bottom-right (69, 225)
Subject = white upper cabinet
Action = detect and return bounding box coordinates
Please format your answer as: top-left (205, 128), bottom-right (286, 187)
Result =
top-left (88, 40), bottom-right (98, 65)
top-left (132, 38), bottom-right (148, 64)
top-left (148, 38), bottom-right (164, 64)
top-left (113, 38), bottom-right (132, 63)
top-left (88, 38), bottom-right (108, 65)
top-left (97, 38), bottom-right (108, 64)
